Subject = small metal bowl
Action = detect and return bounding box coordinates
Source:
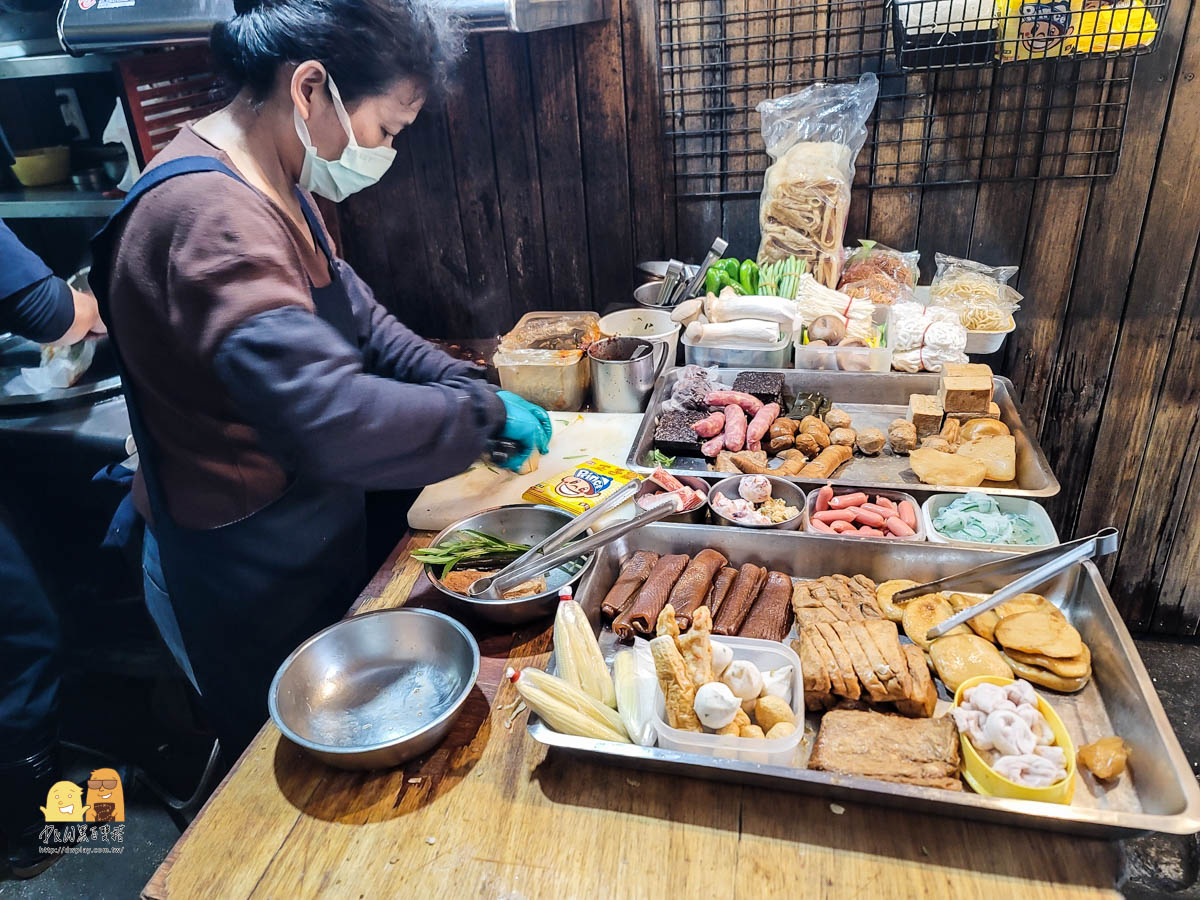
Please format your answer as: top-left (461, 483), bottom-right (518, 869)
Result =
top-left (708, 475), bottom-right (806, 530)
top-left (634, 475), bottom-right (711, 525)
top-left (268, 608), bottom-right (479, 770)
top-left (425, 504), bottom-right (594, 624)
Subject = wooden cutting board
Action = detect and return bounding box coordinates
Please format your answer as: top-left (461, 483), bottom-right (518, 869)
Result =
top-left (406, 412), bottom-right (645, 531)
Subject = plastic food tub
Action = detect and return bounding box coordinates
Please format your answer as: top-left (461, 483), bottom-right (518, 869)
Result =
top-left (681, 329), bottom-right (793, 369)
top-left (494, 311), bottom-right (600, 411)
top-left (652, 636), bottom-right (803, 766)
top-left (794, 338), bottom-right (892, 373)
top-left (804, 486), bottom-right (925, 540)
top-left (922, 493), bottom-right (1059, 551)
top-left (954, 675), bottom-right (1077, 805)
top-left (965, 319), bottom-right (1016, 355)
top-left (600, 307), bottom-right (681, 365)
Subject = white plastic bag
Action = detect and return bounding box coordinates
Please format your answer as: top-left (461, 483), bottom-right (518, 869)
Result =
top-left (756, 73), bottom-right (879, 288)
top-left (889, 301), bottom-right (967, 372)
top-left (929, 252), bottom-right (1022, 331)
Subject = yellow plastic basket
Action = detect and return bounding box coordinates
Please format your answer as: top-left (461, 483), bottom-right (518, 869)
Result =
top-left (953, 674), bottom-right (1076, 805)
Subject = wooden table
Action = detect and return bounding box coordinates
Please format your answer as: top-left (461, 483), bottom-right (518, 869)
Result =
top-left (144, 533), bottom-right (1121, 899)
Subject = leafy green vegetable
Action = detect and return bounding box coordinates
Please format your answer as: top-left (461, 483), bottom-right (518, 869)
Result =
top-left (414, 530), bottom-right (533, 578)
top-left (648, 449), bottom-right (676, 467)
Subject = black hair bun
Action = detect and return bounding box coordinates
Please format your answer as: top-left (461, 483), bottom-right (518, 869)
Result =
top-left (212, 0), bottom-right (464, 102)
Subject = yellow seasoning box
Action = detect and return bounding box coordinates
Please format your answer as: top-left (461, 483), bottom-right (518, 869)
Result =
top-left (522, 458), bottom-right (638, 514)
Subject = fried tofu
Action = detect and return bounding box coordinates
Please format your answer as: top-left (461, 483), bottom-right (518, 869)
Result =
top-left (808, 709), bottom-right (962, 791)
top-left (861, 619), bottom-right (913, 701)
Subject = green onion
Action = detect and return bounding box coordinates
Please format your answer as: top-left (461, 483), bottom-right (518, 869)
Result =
top-left (648, 449), bottom-right (676, 467)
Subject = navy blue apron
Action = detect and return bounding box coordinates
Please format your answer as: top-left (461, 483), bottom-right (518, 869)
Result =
top-left (89, 157), bottom-right (365, 755)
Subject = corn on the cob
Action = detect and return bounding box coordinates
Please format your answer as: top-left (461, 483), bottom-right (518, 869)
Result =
top-left (553, 597), bottom-right (616, 707)
top-left (613, 647), bottom-right (658, 746)
top-left (509, 667), bottom-right (629, 742)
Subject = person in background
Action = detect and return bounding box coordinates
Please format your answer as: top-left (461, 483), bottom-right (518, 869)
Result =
top-left (88, 0), bottom-right (551, 763)
top-left (0, 217), bottom-right (105, 878)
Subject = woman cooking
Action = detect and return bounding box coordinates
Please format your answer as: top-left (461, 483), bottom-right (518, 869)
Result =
top-left (90, 0), bottom-right (551, 759)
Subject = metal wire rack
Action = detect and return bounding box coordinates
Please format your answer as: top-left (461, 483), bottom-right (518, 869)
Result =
top-left (658, 0), bottom-right (1162, 194)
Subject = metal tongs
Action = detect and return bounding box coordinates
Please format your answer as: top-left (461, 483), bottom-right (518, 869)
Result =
top-left (893, 527), bottom-right (1121, 640)
top-left (467, 478), bottom-right (685, 601)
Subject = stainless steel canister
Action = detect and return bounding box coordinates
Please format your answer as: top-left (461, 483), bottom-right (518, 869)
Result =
top-left (587, 336), bottom-right (668, 413)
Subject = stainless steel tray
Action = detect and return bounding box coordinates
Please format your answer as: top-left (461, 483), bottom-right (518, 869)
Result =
top-left (625, 369), bottom-right (1060, 498)
top-left (527, 524), bottom-right (1200, 838)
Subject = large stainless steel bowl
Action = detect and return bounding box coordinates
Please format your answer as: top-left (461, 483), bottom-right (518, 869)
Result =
top-left (425, 504), bottom-right (594, 624)
top-left (268, 608), bottom-right (479, 770)
top-left (708, 475), bottom-right (806, 530)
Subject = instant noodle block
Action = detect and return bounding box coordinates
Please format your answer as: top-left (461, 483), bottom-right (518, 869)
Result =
top-left (522, 458), bottom-right (638, 514)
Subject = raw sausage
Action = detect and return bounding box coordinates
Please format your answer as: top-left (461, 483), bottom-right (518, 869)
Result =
top-left (692, 410), bottom-right (726, 438)
top-left (701, 433), bottom-right (725, 457)
top-left (745, 402), bottom-right (781, 453)
top-left (704, 390), bottom-right (763, 416)
top-left (722, 404), bottom-right (747, 453)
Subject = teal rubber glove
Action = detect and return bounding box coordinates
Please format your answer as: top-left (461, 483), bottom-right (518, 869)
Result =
top-left (496, 391), bottom-right (552, 453)
top-left (495, 391), bottom-right (553, 472)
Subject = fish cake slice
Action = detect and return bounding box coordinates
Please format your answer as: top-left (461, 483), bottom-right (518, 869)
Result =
top-left (793, 633), bottom-right (831, 695)
top-left (795, 607), bottom-right (839, 628)
top-left (929, 634), bottom-right (1013, 693)
top-left (1004, 643), bottom-right (1092, 678)
top-left (862, 619), bottom-right (913, 701)
top-left (893, 644), bottom-right (938, 718)
top-left (876, 579), bottom-right (920, 623)
top-left (825, 624), bottom-right (883, 700)
top-left (995, 592), bottom-right (1065, 621)
top-left (809, 625), bottom-right (854, 698)
top-left (847, 621), bottom-right (905, 701)
top-left (903, 593), bottom-right (971, 650)
top-left (947, 592), bottom-right (1000, 642)
top-left (1000, 651), bottom-right (1091, 693)
top-left (994, 611), bottom-right (1083, 659)
top-left (810, 581), bottom-right (852, 622)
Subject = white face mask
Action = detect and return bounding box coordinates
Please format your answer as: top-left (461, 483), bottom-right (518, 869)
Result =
top-left (293, 75), bottom-right (396, 202)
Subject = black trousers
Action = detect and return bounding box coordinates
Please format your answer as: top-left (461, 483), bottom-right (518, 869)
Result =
top-left (0, 508), bottom-right (61, 855)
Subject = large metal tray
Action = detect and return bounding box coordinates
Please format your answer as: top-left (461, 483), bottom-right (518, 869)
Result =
top-left (626, 369), bottom-right (1059, 498)
top-left (527, 524), bottom-right (1200, 838)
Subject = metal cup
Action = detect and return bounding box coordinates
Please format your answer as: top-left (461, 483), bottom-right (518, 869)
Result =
top-left (587, 336), bottom-right (669, 413)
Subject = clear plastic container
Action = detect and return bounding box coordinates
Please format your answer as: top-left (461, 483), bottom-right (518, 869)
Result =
top-left (652, 636), bottom-right (803, 766)
top-left (794, 338), bottom-right (892, 372)
top-left (922, 493), bottom-right (1058, 550)
top-left (805, 486), bottom-right (926, 540)
top-left (494, 311), bottom-right (601, 411)
top-left (681, 329), bottom-right (793, 369)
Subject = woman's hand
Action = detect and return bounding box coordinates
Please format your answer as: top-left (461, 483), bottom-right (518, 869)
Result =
top-left (496, 391), bottom-right (553, 472)
top-left (51, 288), bottom-right (106, 346)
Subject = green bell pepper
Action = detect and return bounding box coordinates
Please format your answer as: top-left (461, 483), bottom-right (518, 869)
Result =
top-left (704, 265), bottom-right (722, 296)
top-left (739, 259), bottom-right (759, 294)
top-left (718, 258), bottom-right (741, 281)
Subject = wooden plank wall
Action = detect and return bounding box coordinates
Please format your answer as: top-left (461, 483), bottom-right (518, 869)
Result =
top-left (339, 2), bottom-right (1200, 635)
